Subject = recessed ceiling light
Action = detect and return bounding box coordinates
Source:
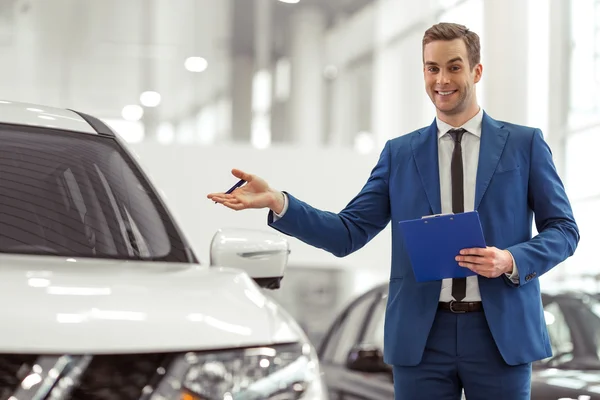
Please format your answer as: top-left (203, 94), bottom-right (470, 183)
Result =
top-left (122, 105), bottom-right (144, 121)
top-left (279, 0), bottom-right (300, 3)
top-left (184, 57), bottom-right (208, 72)
top-left (140, 91), bottom-right (161, 107)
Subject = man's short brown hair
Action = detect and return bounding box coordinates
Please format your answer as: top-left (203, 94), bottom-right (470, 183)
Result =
top-left (422, 22), bottom-right (481, 69)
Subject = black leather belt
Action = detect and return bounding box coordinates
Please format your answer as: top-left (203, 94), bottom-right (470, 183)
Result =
top-left (438, 300), bottom-right (483, 313)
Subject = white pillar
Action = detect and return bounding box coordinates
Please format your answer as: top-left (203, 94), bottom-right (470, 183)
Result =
top-left (546, 0), bottom-right (571, 179)
top-left (230, 0), bottom-right (254, 142)
top-left (288, 6), bottom-right (326, 147)
top-left (482, 0), bottom-right (529, 124)
top-left (141, 0), bottom-right (159, 141)
top-left (251, 0), bottom-right (273, 148)
top-left (328, 69), bottom-right (354, 147)
top-left (371, 0), bottom-right (437, 147)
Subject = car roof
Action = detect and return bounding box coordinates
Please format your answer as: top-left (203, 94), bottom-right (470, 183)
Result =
top-left (0, 100), bottom-right (104, 135)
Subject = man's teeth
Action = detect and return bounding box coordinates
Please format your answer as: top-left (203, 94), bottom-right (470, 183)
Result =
top-left (438, 91), bottom-right (454, 95)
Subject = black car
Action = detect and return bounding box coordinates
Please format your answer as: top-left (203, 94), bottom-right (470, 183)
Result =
top-left (318, 283), bottom-right (600, 400)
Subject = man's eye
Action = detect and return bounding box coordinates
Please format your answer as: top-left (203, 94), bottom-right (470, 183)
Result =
top-left (428, 67), bottom-right (439, 73)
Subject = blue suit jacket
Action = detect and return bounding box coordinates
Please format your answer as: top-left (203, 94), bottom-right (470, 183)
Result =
top-left (269, 112), bottom-right (579, 366)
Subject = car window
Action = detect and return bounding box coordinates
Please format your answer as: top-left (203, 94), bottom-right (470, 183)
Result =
top-left (362, 293), bottom-right (387, 350)
top-left (544, 301), bottom-right (574, 360)
top-left (321, 291), bottom-right (378, 365)
top-left (568, 296), bottom-right (600, 360)
top-left (0, 125), bottom-right (190, 262)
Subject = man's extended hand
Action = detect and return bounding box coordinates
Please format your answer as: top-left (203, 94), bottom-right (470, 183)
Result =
top-left (456, 247), bottom-right (513, 278)
top-left (207, 169), bottom-right (285, 213)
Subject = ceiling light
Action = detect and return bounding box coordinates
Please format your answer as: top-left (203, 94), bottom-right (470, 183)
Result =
top-left (278, 0), bottom-right (300, 3)
top-left (122, 105), bottom-right (144, 121)
top-left (354, 131), bottom-right (374, 154)
top-left (140, 91), bottom-right (161, 107)
top-left (185, 56), bottom-right (208, 72)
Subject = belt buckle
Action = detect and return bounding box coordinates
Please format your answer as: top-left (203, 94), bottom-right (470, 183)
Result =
top-left (449, 300), bottom-right (466, 314)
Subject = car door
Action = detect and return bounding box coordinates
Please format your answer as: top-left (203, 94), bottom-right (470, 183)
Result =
top-left (319, 287), bottom-right (393, 400)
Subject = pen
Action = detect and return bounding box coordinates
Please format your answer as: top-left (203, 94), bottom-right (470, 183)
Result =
top-left (214, 179), bottom-right (247, 204)
top-left (225, 179), bottom-right (246, 194)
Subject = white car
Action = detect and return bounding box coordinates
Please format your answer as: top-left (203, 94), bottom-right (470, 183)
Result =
top-left (0, 100), bottom-right (326, 399)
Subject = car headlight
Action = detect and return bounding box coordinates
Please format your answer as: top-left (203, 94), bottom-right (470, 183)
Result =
top-left (149, 342), bottom-right (325, 400)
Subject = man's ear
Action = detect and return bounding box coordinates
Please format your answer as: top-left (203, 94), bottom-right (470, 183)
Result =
top-left (473, 63), bottom-right (483, 83)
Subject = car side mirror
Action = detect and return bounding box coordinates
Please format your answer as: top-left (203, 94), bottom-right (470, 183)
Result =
top-left (346, 344), bottom-right (392, 375)
top-left (209, 228), bottom-right (289, 289)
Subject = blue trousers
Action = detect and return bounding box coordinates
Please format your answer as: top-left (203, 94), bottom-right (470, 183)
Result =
top-left (393, 309), bottom-right (531, 400)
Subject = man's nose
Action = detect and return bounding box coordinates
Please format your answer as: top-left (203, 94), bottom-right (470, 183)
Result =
top-left (437, 71), bottom-right (450, 85)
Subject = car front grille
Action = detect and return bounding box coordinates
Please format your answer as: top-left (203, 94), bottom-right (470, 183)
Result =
top-left (0, 353), bottom-right (176, 400)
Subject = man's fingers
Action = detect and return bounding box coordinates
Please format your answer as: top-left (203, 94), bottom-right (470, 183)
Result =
top-left (231, 168), bottom-right (252, 182)
top-left (457, 255), bottom-right (485, 265)
top-left (459, 247), bottom-right (487, 256)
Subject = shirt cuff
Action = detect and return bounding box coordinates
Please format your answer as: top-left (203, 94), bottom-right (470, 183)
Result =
top-left (504, 250), bottom-right (520, 283)
top-left (272, 192), bottom-right (288, 221)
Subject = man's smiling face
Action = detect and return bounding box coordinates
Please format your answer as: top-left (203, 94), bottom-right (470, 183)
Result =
top-left (423, 38), bottom-right (482, 120)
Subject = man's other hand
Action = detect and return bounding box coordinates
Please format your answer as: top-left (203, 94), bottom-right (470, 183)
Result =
top-left (207, 169), bottom-right (285, 213)
top-left (456, 247), bottom-right (513, 278)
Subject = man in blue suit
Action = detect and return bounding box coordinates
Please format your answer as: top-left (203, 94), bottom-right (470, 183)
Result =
top-left (208, 22), bottom-right (579, 399)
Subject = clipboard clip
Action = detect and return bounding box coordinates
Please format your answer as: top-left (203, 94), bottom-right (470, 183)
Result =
top-left (421, 213), bottom-right (454, 219)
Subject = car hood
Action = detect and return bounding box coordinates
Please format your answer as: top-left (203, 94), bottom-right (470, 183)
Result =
top-left (0, 254), bottom-right (303, 354)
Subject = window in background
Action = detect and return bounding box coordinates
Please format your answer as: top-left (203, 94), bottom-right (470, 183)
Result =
top-left (438, 0), bottom-right (485, 107)
top-left (565, 198), bottom-right (600, 283)
top-left (156, 122), bottom-right (175, 145)
top-left (565, 126), bottom-right (600, 201)
top-left (569, 0), bottom-right (600, 129)
top-left (196, 104), bottom-right (217, 145)
top-left (176, 118), bottom-right (195, 144)
top-left (347, 55), bottom-right (374, 152)
top-left (564, 0), bottom-right (600, 283)
top-left (527, 0), bottom-right (550, 134)
top-left (251, 69), bottom-right (273, 149)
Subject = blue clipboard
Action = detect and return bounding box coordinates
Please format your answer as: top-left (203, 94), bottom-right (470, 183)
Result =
top-left (398, 211), bottom-right (486, 282)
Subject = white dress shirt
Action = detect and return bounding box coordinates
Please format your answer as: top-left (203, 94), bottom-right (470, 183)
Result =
top-left (437, 108), bottom-right (518, 302)
top-left (274, 108), bottom-right (518, 300)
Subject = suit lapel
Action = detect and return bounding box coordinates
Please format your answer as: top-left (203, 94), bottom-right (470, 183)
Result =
top-left (411, 120), bottom-right (441, 215)
top-left (474, 113), bottom-right (509, 210)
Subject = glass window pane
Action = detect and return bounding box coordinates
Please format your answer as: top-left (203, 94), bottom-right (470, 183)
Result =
top-left (321, 292), bottom-right (376, 364)
top-left (363, 294), bottom-right (386, 350)
top-left (565, 126), bottom-right (600, 201)
top-left (569, 0), bottom-right (600, 123)
top-left (565, 199), bottom-right (600, 278)
top-left (0, 126), bottom-right (188, 262)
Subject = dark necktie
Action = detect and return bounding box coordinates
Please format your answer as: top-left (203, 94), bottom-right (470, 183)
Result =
top-left (449, 128), bottom-right (467, 301)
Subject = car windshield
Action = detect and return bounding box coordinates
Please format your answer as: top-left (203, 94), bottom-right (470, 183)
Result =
top-left (543, 294), bottom-right (600, 369)
top-left (0, 124), bottom-right (191, 262)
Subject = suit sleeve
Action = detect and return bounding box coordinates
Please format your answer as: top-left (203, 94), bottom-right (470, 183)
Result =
top-left (267, 141), bottom-right (392, 257)
top-left (506, 129), bottom-right (580, 286)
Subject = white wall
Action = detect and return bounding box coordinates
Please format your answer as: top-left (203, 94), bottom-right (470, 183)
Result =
top-left (128, 143), bottom-right (393, 285)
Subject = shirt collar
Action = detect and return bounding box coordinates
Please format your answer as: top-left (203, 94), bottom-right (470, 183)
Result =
top-left (436, 108), bottom-right (483, 139)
